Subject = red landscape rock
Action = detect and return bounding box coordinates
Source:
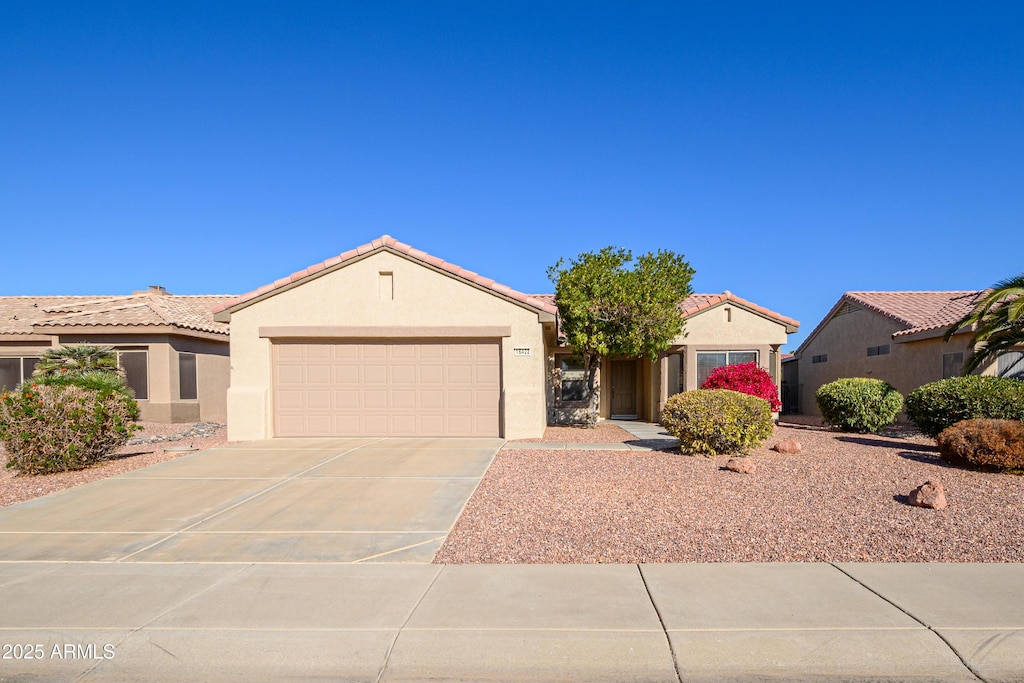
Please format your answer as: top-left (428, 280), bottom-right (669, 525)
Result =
top-left (726, 458), bottom-right (756, 474)
top-left (908, 481), bottom-right (947, 510)
top-left (772, 439), bottom-right (802, 454)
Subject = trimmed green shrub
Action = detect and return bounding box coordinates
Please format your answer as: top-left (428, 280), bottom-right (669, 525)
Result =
top-left (0, 383), bottom-right (140, 475)
top-left (906, 376), bottom-right (1024, 438)
top-left (661, 389), bottom-right (774, 456)
top-left (937, 419), bottom-right (1024, 472)
top-left (815, 378), bottom-right (903, 433)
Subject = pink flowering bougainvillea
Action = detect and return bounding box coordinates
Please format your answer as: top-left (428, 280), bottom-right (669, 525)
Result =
top-left (700, 361), bottom-right (781, 412)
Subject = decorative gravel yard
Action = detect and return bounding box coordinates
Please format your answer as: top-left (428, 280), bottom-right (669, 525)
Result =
top-left (434, 423), bottom-right (1024, 563)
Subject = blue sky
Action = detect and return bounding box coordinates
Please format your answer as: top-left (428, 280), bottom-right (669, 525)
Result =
top-left (2, 2), bottom-right (1021, 350)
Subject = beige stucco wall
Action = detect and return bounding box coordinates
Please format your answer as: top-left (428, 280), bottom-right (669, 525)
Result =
top-left (794, 305), bottom-right (991, 417)
top-left (674, 304), bottom-right (790, 393)
top-left (225, 250), bottom-right (549, 440)
top-left (51, 334), bottom-right (229, 424)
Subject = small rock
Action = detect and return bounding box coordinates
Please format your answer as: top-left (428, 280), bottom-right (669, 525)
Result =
top-left (726, 458), bottom-right (756, 474)
top-left (772, 439), bottom-right (802, 454)
top-left (908, 481), bottom-right (947, 510)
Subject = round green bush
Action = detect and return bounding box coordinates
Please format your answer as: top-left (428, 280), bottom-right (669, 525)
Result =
top-left (905, 376), bottom-right (1024, 438)
top-left (661, 389), bottom-right (774, 456)
top-left (815, 378), bottom-right (903, 433)
top-left (0, 383), bottom-right (140, 475)
top-left (937, 418), bottom-right (1024, 472)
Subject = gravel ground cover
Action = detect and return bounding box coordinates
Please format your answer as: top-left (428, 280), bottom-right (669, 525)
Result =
top-left (436, 423), bottom-right (1024, 563)
top-left (514, 423), bottom-right (636, 443)
top-left (0, 421), bottom-right (228, 508)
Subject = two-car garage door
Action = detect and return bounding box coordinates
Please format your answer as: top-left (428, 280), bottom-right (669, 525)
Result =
top-left (273, 341), bottom-right (501, 437)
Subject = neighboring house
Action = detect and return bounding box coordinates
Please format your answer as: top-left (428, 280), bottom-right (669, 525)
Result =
top-left (0, 287), bottom-right (233, 423)
top-left (788, 290), bottom-right (1024, 417)
top-left (213, 235), bottom-right (799, 441)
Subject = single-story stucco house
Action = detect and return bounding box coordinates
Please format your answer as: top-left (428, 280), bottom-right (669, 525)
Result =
top-left (785, 290), bottom-right (1024, 417)
top-left (0, 288), bottom-right (232, 422)
top-left (213, 235), bottom-right (799, 441)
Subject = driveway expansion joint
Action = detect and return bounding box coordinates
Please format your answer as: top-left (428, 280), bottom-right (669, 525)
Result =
top-left (829, 563), bottom-right (988, 683)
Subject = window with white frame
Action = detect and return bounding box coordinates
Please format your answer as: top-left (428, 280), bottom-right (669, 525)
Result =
top-left (559, 355), bottom-right (587, 402)
top-left (696, 350), bottom-right (758, 387)
top-left (0, 357), bottom-right (40, 391)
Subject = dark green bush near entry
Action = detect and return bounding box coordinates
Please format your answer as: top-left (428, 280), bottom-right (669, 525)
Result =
top-left (661, 389), bottom-right (774, 456)
top-left (0, 383), bottom-right (140, 475)
top-left (937, 419), bottom-right (1024, 472)
top-left (815, 378), bottom-right (903, 433)
top-left (906, 376), bottom-right (1024, 438)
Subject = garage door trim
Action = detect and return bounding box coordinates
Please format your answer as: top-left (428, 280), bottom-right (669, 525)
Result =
top-left (260, 325), bottom-right (512, 339)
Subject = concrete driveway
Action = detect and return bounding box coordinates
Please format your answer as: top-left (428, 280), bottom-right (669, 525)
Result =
top-left (0, 437), bottom-right (502, 563)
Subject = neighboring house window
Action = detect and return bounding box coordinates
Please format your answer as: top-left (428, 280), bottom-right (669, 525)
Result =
top-left (997, 351), bottom-right (1024, 380)
top-left (179, 352), bottom-right (198, 400)
top-left (696, 351), bottom-right (758, 387)
top-left (867, 344), bottom-right (890, 357)
top-left (812, 354), bottom-right (828, 364)
top-left (118, 350), bottom-right (149, 400)
top-left (559, 356), bottom-right (586, 402)
top-left (942, 352), bottom-right (964, 379)
top-left (0, 357), bottom-right (39, 392)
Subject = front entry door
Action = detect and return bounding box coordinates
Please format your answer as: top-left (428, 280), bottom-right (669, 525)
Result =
top-left (610, 360), bottom-right (637, 417)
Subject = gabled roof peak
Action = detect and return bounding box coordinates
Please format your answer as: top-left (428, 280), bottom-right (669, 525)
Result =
top-left (213, 235), bottom-right (558, 318)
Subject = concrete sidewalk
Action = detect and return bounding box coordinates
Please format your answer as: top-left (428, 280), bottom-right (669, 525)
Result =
top-left (1, 562), bottom-right (1021, 682)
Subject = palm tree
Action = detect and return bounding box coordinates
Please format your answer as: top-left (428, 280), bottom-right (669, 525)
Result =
top-left (33, 345), bottom-right (121, 379)
top-left (945, 273), bottom-right (1024, 375)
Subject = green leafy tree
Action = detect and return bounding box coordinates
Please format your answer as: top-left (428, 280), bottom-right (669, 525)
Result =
top-left (547, 247), bottom-right (695, 424)
top-left (945, 273), bottom-right (1024, 375)
top-left (33, 345), bottom-right (122, 380)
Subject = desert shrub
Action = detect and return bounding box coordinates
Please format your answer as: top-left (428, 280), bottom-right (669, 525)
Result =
top-left (937, 419), bottom-right (1024, 472)
top-left (815, 378), bottom-right (903, 433)
top-left (661, 389), bottom-right (774, 456)
top-left (905, 376), bottom-right (1024, 438)
top-left (700, 361), bottom-right (781, 412)
top-left (0, 383), bottom-right (140, 475)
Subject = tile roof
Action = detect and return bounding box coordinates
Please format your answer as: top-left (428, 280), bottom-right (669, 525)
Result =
top-left (678, 291), bottom-right (800, 330)
top-left (213, 235), bottom-right (559, 317)
top-left (844, 291), bottom-right (985, 337)
top-left (0, 293), bottom-right (233, 337)
top-left (795, 290), bottom-right (988, 355)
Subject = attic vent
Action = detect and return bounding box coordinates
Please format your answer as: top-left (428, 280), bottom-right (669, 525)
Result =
top-left (836, 301), bottom-right (860, 316)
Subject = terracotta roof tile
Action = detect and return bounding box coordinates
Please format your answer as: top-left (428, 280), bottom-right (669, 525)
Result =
top-left (796, 290), bottom-right (988, 354)
top-left (842, 291), bottom-right (986, 337)
top-left (213, 235), bottom-right (559, 316)
top-left (0, 293), bottom-right (233, 337)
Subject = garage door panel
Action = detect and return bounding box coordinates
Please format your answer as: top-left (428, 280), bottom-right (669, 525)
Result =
top-left (307, 415), bottom-right (333, 434)
top-left (364, 365), bottom-right (388, 384)
top-left (421, 390), bottom-right (444, 410)
top-left (392, 389), bottom-right (417, 409)
top-left (364, 390), bottom-right (388, 409)
top-left (334, 366), bottom-right (359, 383)
top-left (448, 366), bottom-right (473, 384)
top-left (391, 365), bottom-right (417, 383)
top-left (306, 390), bottom-right (333, 410)
top-left (420, 365), bottom-right (444, 383)
top-left (274, 341), bottom-right (500, 437)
